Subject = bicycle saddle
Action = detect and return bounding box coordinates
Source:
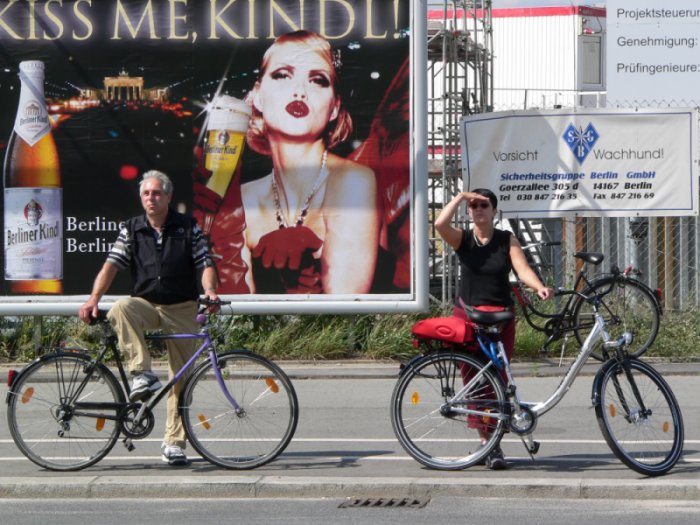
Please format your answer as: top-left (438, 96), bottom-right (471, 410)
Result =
top-left (463, 306), bottom-right (514, 326)
top-left (574, 252), bottom-right (604, 265)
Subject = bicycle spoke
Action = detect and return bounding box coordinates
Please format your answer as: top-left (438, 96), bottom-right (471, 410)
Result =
top-left (8, 354), bottom-right (123, 471)
top-left (182, 352), bottom-right (298, 469)
top-left (391, 353), bottom-right (506, 470)
top-left (595, 359), bottom-right (683, 475)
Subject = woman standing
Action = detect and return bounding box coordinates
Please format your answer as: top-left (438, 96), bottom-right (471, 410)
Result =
top-left (241, 30), bottom-right (379, 294)
top-left (435, 188), bottom-right (553, 469)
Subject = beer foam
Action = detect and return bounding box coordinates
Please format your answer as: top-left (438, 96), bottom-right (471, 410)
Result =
top-left (208, 95), bottom-right (251, 133)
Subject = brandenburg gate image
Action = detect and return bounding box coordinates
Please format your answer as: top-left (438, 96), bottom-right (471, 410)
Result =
top-left (104, 69), bottom-right (144, 101)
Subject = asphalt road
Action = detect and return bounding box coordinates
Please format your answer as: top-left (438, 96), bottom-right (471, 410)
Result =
top-left (0, 360), bottom-right (698, 500)
top-left (2, 497), bottom-right (700, 525)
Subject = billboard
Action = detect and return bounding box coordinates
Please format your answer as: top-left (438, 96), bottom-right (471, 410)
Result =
top-left (607, 0), bottom-right (700, 107)
top-left (0, 0), bottom-right (428, 314)
top-left (460, 108), bottom-right (698, 218)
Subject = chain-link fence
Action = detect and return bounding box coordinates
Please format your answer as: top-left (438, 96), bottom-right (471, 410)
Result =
top-left (512, 216), bottom-right (699, 312)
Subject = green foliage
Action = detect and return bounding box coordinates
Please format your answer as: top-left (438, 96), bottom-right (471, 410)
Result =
top-left (645, 309), bottom-right (700, 360)
top-left (1, 307), bottom-right (698, 363)
top-left (0, 316), bottom-right (93, 362)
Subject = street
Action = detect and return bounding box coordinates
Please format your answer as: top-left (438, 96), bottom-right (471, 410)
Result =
top-left (1, 496), bottom-right (700, 525)
top-left (0, 361), bottom-right (698, 500)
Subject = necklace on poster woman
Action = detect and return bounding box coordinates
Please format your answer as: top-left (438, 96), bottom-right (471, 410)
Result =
top-left (271, 150), bottom-right (329, 229)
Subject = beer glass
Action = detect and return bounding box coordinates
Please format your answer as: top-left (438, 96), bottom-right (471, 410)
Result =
top-left (201, 95), bottom-right (251, 234)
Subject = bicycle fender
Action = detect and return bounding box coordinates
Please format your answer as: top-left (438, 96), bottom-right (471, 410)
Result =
top-left (5, 350), bottom-right (94, 404)
top-left (398, 352), bottom-right (431, 377)
top-left (626, 277), bottom-right (664, 315)
top-left (590, 359), bottom-right (616, 408)
top-left (586, 276), bottom-right (663, 315)
top-left (591, 357), bottom-right (654, 408)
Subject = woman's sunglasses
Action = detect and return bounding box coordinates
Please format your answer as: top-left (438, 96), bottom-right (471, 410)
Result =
top-left (468, 202), bottom-right (490, 210)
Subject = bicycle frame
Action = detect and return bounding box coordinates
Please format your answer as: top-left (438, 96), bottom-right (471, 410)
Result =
top-left (71, 319), bottom-right (243, 429)
top-left (511, 267), bottom-right (591, 338)
top-left (447, 305), bottom-right (610, 425)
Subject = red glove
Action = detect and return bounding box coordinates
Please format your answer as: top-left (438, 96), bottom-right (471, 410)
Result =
top-left (286, 265), bottom-right (322, 294)
top-left (252, 226), bottom-right (323, 271)
top-left (193, 182), bottom-right (223, 214)
top-left (206, 164), bottom-right (250, 294)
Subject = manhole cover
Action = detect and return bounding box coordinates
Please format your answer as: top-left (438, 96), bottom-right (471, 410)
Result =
top-left (339, 497), bottom-right (430, 509)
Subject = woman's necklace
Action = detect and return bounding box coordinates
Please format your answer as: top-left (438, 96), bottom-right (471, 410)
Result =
top-left (271, 150), bottom-right (329, 229)
top-left (473, 230), bottom-right (493, 247)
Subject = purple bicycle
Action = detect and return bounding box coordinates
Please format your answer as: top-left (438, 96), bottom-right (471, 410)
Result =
top-left (6, 298), bottom-right (298, 471)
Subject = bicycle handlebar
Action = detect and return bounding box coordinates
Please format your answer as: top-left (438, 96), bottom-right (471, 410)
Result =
top-left (198, 297), bottom-right (231, 307)
top-left (521, 241), bottom-right (561, 250)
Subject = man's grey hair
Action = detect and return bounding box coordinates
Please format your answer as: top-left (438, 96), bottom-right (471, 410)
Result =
top-left (139, 170), bottom-right (173, 195)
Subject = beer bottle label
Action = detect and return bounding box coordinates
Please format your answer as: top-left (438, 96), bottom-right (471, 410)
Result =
top-left (14, 75), bottom-right (51, 147)
top-left (4, 188), bottom-right (62, 280)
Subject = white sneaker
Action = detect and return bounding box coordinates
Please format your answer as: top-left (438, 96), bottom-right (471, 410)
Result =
top-left (161, 443), bottom-right (189, 466)
top-left (129, 372), bottom-right (162, 402)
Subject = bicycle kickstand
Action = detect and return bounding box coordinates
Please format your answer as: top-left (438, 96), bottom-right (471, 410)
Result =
top-left (519, 434), bottom-right (540, 460)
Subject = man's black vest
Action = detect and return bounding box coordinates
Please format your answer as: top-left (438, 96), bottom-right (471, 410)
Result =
top-left (126, 210), bottom-right (199, 305)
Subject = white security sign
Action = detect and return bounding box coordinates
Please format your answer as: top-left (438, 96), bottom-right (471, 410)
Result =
top-left (607, 0), bottom-right (700, 107)
top-left (460, 108), bottom-right (698, 218)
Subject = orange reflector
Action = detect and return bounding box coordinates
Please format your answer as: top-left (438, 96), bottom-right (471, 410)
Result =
top-left (198, 414), bottom-right (211, 430)
top-left (411, 392), bottom-right (419, 405)
top-left (265, 378), bottom-right (279, 393)
top-left (662, 421), bottom-right (670, 433)
top-left (96, 417), bottom-right (105, 431)
top-left (609, 404), bottom-right (616, 418)
top-left (21, 387), bottom-right (34, 404)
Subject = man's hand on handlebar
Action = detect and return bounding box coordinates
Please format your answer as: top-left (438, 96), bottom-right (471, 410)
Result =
top-left (202, 289), bottom-right (221, 313)
top-left (78, 299), bottom-right (100, 325)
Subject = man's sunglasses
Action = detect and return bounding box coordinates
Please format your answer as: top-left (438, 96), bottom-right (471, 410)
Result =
top-left (468, 202), bottom-right (490, 209)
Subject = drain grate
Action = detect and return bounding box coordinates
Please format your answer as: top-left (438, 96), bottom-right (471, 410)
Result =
top-left (339, 497), bottom-right (430, 509)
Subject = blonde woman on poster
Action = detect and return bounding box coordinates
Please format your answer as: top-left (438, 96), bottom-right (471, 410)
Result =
top-left (240, 30), bottom-right (380, 294)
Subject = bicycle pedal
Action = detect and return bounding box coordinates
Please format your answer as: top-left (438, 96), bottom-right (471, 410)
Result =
top-left (122, 437), bottom-right (135, 452)
top-left (528, 441), bottom-right (540, 455)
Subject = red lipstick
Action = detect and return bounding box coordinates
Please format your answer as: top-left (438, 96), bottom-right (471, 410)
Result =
top-left (286, 100), bottom-right (309, 118)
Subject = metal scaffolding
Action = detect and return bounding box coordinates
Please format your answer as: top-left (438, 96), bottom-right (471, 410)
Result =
top-left (427, 0), bottom-right (493, 305)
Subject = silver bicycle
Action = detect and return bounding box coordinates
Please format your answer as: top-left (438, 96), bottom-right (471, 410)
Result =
top-left (391, 285), bottom-right (683, 476)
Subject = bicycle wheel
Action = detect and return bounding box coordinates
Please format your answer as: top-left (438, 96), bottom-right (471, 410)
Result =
top-left (391, 352), bottom-right (507, 470)
top-left (594, 358), bottom-right (683, 476)
top-left (573, 277), bottom-right (661, 361)
top-left (181, 350), bottom-right (298, 469)
top-left (7, 353), bottom-right (124, 471)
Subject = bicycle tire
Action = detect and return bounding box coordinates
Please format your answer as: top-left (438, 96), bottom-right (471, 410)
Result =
top-left (181, 350), bottom-right (298, 469)
top-left (572, 277), bottom-right (661, 361)
top-left (7, 353), bottom-right (124, 471)
top-left (390, 352), bottom-right (507, 470)
top-left (594, 358), bottom-right (683, 476)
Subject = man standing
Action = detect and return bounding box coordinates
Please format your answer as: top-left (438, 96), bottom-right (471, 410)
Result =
top-left (79, 170), bottom-right (219, 466)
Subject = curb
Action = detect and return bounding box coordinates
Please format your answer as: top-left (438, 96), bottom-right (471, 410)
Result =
top-left (1, 475), bottom-right (699, 500)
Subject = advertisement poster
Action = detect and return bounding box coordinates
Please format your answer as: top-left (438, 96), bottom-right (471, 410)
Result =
top-left (607, 0), bottom-right (700, 107)
top-left (460, 108), bottom-right (698, 218)
top-left (0, 0), bottom-right (424, 314)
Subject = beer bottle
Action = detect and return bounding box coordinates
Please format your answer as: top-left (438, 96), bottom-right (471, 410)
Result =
top-left (3, 60), bottom-right (62, 294)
